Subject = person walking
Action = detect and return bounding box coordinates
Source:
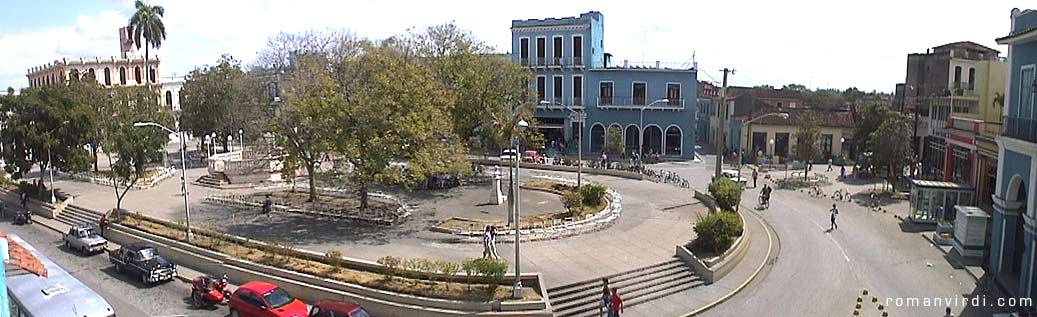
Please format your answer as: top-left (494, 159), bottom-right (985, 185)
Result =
top-left (827, 158), bottom-right (833, 172)
top-left (840, 165), bottom-right (846, 179)
top-left (20, 191), bottom-right (27, 210)
top-left (488, 226), bottom-right (499, 259)
top-left (262, 194), bottom-right (273, 218)
top-left (830, 204), bottom-right (839, 230)
top-left (99, 213), bottom-right (109, 238)
top-left (600, 278), bottom-right (611, 317)
top-left (482, 226), bottom-right (493, 258)
top-left (752, 169), bottom-right (759, 188)
top-left (609, 288), bottom-right (624, 317)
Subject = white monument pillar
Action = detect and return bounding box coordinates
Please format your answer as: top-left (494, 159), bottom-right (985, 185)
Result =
top-left (492, 166), bottom-right (504, 205)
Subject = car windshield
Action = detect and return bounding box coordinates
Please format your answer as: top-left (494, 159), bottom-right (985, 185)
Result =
top-left (83, 228), bottom-right (101, 238)
top-left (138, 247), bottom-right (156, 260)
top-left (351, 308), bottom-right (370, 317)
top-left (262, 287), bottom-right (294, 308)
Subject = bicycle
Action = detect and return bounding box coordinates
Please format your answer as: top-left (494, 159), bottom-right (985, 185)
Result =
top-left (808, 186), bottom-right (824, 197)
top-left (831, 189), bottom-right (850, 201)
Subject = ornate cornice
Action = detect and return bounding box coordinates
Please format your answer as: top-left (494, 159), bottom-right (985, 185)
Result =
top-left (512, 24), bottom-right (590, 33)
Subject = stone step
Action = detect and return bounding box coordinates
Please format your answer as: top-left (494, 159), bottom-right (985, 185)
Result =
top-left (548, 259), bottom-right (682, 298)
top-left (559, 271), bottom-right (702, 317)
top-left (548, 261), bottom-right (687, 304)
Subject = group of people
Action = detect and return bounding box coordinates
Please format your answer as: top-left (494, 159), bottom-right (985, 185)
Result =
top-left (758, 184), bottom-right (772, 208)
top-left (600, 278), bottom-right (625, 317)
top-left (482, 225), bottom-right (499, 259)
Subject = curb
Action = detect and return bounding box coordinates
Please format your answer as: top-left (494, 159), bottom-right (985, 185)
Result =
top-left (679, 206), bottom-right (776, 316)
top-left (920, 232), bottom-right (982, 282)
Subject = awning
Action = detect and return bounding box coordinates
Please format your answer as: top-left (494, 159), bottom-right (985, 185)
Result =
top-left (537, 123), bottom-right (564, 129)
top-left (911, 179), bottom-right (974, 190)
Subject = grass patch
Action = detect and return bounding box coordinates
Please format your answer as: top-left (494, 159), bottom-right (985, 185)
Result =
top-left (116, 213), bottom-right (540, 302)
top-left (434, 181), bottom-right (608, 232)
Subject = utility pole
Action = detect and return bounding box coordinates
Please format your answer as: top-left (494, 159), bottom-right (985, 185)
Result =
top-left (714, 68), bottom-right (734, 179)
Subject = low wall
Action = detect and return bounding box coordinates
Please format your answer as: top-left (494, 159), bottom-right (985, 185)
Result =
top-left (470, 159), bottom-right (643, 180)
top-left (0, 189), bottom-right (59, 219)
top-left (693, 190), bottom-right (718, 213)
top-left (106, 220), bottom-right (552, 316)
top-left (675, 210), bottom-right (750, 284)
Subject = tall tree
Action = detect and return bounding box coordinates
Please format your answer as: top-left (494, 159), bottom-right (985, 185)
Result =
top-left (605, 125), bottom-right (623, 156)
top-left (869, 113), bottom-right (912, 190)
top-left (179, 55), bottom-right (266, 151)
top-left (794, 111), bottom-right (821, 179)
top-left (127, 0), bottom-right (165, 86)
top-left (106, 86), bottom-right (171, 211)
top-left (332, 43), bottom-right (468, 209)
top-left (853, 103), bottom-right (895, 169)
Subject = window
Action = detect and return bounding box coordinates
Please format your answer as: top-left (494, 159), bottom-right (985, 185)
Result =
top-left (165, 91), bottom-right (173, 107)
top-left (87, 68), bottom-right (95, 80)
top-left (536, 37), bottom-right (546, 65)
top-left (536, 76), bottom-right (546, 102)
top-left (968, 68), bottom-right (975, 90)
top-left (821, 134), bottom-right (833, 158)
top-left (573, 36), bottom-right (583, 65)
top-left (666, 83), bottom-right (681, 106)
top-left (953, 66), bottom-right (962, 88)
top-left (104, 67), bottom-right (111, 85)
top-left (573, 76), bottom-right (583, 106)
top-left (134, 66), bottom-right (142, 83)
top-left (599, 82), bottom-right (614, 105)
top-left (633, 82), bottom-right (647, 105)
top-left (119, 67), bottom-right (127, 85)
top-left (520, 38), bottom-right (529, 66)
top-left (149, 67), bottom-right (156, 83)
top-left (1020, 67), bottom-right (1035, 119)
top-left (553, 36), bottom-right (563, 65)
top-left (553, 76), bottom-right (563, 102)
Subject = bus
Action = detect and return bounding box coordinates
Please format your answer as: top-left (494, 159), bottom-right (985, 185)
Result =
top-left (5, 234), bottom-right (116, 317)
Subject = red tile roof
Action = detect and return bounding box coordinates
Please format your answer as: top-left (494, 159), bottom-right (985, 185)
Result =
top-left (739, 108), bottom-right (855, 129)
top-left (1, 231), bottom-right (47, 277)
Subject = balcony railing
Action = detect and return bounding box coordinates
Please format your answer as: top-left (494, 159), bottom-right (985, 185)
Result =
top-left (1003, 116), bottom-right (1037, 143)
top-left (597, 96), bottom-right (685, 110)
top-left (520, 58), bottom-right (529, 66)
top-left (523, 57), bottom-right (585, 68)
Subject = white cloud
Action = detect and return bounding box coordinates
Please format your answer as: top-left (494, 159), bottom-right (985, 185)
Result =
top-left (1, 0), bottom-right (1031, 92)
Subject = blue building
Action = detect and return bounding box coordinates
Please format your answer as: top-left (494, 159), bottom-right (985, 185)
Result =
top-left (990, 8), bottom-right (1037, 302)
top-left (510, 12), bottom-right (698, 159)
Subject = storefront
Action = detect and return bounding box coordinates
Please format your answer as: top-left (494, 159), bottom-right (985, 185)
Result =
top-left (910, 179), bottom-right (974, 224)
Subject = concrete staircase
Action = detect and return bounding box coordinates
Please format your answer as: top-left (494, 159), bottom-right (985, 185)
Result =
top-left (194, 171), bottom-right (230, 188)
top-left (547, 258), bottom-right (705, 317)
top-left (55, 203), bottom-right (106, 228)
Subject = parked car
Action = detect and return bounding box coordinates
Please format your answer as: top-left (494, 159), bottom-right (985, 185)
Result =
top-left (521, 150), bottom-right (541, 163)
top-left (721, 169), bottom-right (749, 184)
top-left (109, 242), bottom-right (177, 285)
top-left (500, 148), bottom-right (518, 161)
top-left (309, 300), bottom-right (370, 317)
top-left (62, 224), bottom-right (107, 255)
top-left (229, 281), bottom-right (308, 317)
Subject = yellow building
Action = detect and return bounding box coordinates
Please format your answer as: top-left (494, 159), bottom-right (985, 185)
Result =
top-left (738, 107), bottom-right (855, 164)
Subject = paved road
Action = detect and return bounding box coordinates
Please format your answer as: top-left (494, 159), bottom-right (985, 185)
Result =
top-left (655, 161), bottom-right (997, 316)
top-left (0, 219), bottom-right (226, 317)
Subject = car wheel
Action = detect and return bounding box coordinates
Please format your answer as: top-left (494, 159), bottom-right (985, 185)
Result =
top-left (140, 272), bottom-right (149, 285)
top-left (64, 241), bottom-right (70, 249)
top-left (229, 308), bottom-right (240, 317)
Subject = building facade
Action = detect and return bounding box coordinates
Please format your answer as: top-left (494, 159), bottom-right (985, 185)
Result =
top-left (26, 27), bottom-right (160, 89)
top-left (697, 81), bottom-right (718, 145)
top-left (161, 75), bottom-right (185, 112)
top-left (510, 12), bottom-right (698, 159)
top-left (990, 8), bottom-right (1037, 302)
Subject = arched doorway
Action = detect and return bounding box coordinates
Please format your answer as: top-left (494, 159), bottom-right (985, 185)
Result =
top-left (625, 125), bottom-right (639, 156)
top-left (68, 69), bottom-right (80, 81)
top-left (665, 126), bottom-right (682, 156)
top-left (642, 125), bottom-right (662, 155)
top-left (1010, 178), bottom-right (1027, 274)
top-left (590, 124), bottom-right (605, 153)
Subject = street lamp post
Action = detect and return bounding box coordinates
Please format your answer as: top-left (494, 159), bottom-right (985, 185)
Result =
top-left (45, 120), bottom-right (69, 203)
top-left (512, 119), bottom-right (529, 299)
top-left (541, 100), bottom-right (585, 188)
top-left (204, 135), bottom-right (211, 157)
top-left (238, 129), bottom-right (244, 153)
top-left (210, 132), bottom-right (217, 154)
top-left (134, 121), bottom-right (193, 242)
top-left (638, 99), bottom-right (671, 166)
top-left (227, 134), bottom-right (233, 152)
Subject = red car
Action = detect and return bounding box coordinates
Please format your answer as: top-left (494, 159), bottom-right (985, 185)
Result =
top-left (309, 300), bottom-right (370, 317)
top-left (229, 281), bottom-right (308, 317)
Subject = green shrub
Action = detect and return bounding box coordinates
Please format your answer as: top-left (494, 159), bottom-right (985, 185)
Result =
top-left (467, 258), bottom-right (508, 286)
top-left (377, 256), bottom-right (402, 280)
top-left (436, 260), bottom-right (460, 289)
top-left (561, 190), bottom-right (583, 218)
top-left (692, 211), bottom-right (744, 253)
top-left (579, 183), bottom-right (607, 206)
top-left (708, 178), bottom-right (743, 211)
top-left (324, 251), bottom-right (344, 273)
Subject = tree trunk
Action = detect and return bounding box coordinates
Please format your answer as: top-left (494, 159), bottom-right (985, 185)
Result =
top-left (92, 143), bottom-right (99, 172)
top-left (306, 163), bottom-right (317, 202)
top-left (107, 153), bottom-right (121, 211)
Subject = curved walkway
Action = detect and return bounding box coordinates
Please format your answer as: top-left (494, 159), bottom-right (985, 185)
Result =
top-left (41, 164), bottom-right (777, 316)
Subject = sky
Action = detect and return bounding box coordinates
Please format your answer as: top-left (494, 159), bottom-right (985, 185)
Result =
top-left (0, 0), bottom-right (1031, 93)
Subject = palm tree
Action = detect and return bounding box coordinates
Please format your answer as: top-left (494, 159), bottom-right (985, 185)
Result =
top-left (127, 0), bottom-right (166, 86)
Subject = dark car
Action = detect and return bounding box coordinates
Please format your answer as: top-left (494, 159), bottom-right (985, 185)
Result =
top-left (108, 242), bottom-right (177, 285)
top-left (310, 300), bottom-right (370, 317)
